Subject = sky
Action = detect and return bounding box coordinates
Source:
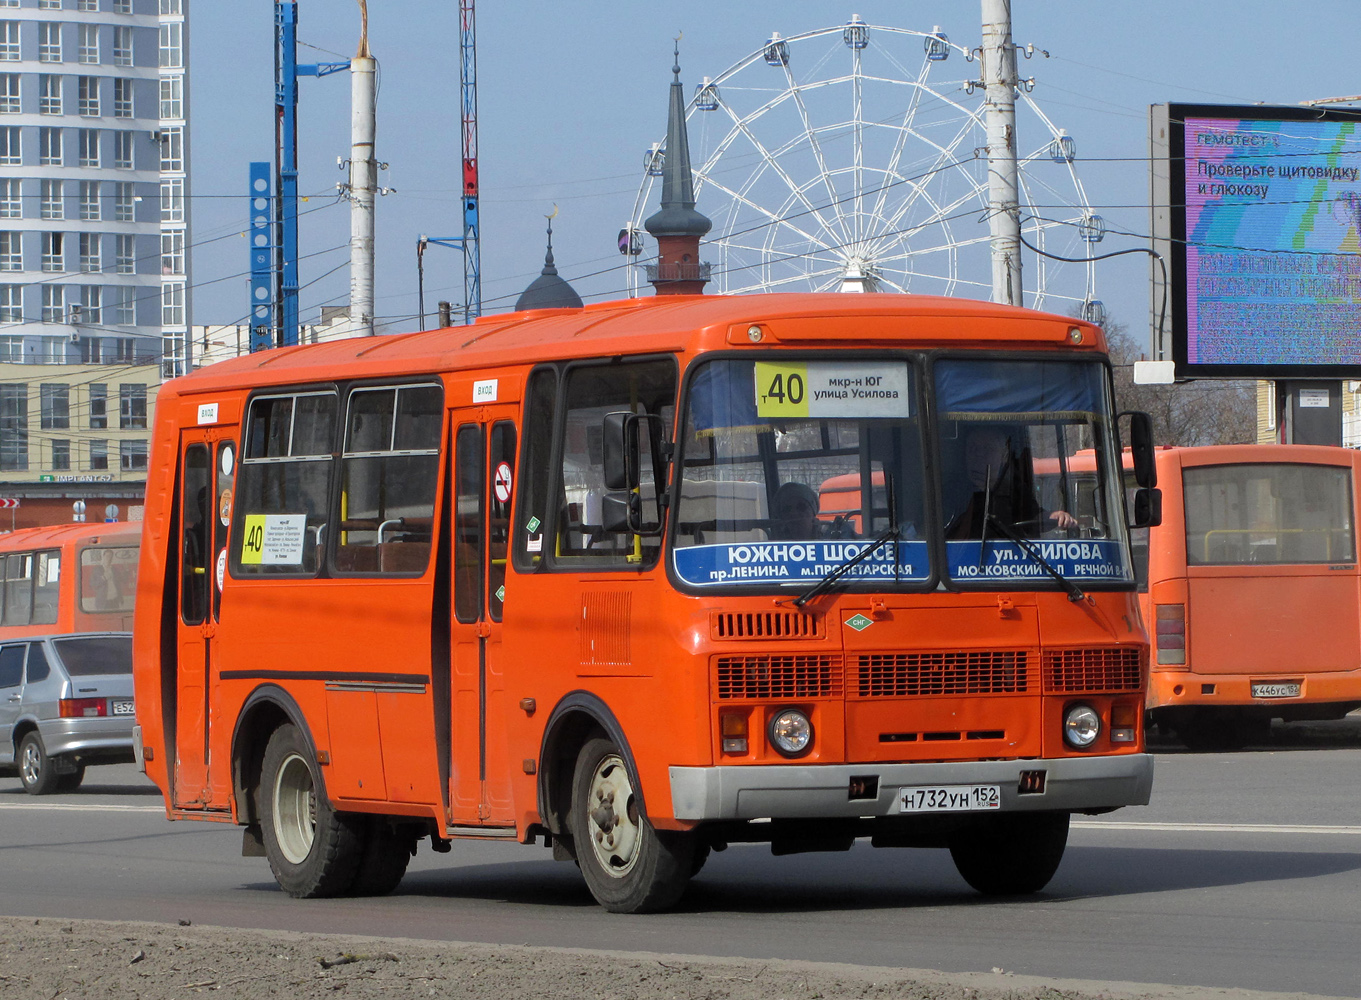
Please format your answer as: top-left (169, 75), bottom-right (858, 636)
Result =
top-left (187, 2), bottom-right (1361, 354)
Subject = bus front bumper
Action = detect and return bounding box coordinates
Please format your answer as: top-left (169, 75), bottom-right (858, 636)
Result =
top-left (669, 753), bottom-right (1153, 822)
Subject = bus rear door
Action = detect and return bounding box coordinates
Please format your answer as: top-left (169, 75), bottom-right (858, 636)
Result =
top-left (449, 405), bottom-right (518, 827)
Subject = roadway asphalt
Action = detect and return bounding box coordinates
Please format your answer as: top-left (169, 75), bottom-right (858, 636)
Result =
top-left (2, 720), bottom-right (1359, 997)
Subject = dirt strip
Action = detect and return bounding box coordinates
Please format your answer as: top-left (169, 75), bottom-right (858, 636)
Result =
top-left (0, 917), bottom-right (1348, 1000)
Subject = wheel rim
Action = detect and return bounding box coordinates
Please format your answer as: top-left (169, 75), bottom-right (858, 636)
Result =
top-left (19, 741), bottom-right (40, 786)
top-left (585, 754), bottom-right (642, 878)
top-left (273, 752), bottom-right (317, 865)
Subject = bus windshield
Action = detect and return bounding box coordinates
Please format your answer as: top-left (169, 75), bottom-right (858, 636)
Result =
top-left (1184, 463), bottom-right (1355, 565)
top-left (935, 358), bottom-right (1131, 586)
top-left (672, 357), bottom-right (928, 590)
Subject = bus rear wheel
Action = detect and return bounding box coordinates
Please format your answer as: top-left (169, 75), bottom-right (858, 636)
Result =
top-left (350, 818), bottom-right (414, 896)
top-left (949, 812), bottom-right (1069, 895)
top-left (260, 723), bottom-right (363, 898)
top-left (569, 737), bottom-right (694, 913)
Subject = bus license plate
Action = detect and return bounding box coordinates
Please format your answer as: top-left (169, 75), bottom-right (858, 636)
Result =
top-left (112, 700), bottom-right (135, 716)
top-left (898, 784), bottom-right (1001, 813)
top-left (1251, 682), bottom-right (1301, 699)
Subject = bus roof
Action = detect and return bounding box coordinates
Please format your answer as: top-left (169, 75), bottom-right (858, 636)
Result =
top-left (161, 293), bottom-right (1104, 399)
top-left (1160, 443), bottom-right (1359, 467)
top-left (0, 520), bottom-right (140, 551)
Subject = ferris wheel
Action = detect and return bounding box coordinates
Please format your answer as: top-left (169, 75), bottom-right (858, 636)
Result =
top-left (623, 17), bottom-right (1105, 320)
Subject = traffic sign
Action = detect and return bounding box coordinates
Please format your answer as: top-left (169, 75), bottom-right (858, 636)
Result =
top-left (0, 498), bottom-right (19, 509)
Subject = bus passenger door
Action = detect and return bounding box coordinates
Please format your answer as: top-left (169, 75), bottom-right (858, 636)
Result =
top-left (173, 430), bottom-right (233, 808)
top-left (448, 408), bottom-right (518, 826)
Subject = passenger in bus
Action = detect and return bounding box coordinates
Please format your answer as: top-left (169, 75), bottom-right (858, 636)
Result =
top-left (770, 481), bottom-right (822, 540)
top-left (947, 426), bottom-right (1077, 539)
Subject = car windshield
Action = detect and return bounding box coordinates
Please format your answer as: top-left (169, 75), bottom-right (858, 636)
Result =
top-left (935, 358), bottom-right (1133, 586)
top-left (672, 357), bottom-right (929, 590)
top-left (52, 635), bottom-right (133, 676)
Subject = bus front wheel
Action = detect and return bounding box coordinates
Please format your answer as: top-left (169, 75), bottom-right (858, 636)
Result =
top-left (259, 723), bottom-right (363, 898)
top-left (949, 812), bottom-right (1069, 895)
top-left (569, 737), bottom-right (694, 913)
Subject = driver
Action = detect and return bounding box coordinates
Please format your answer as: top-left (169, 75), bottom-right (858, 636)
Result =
top-left (946, 427), bottom-right (1077, 539)
top-left (770, 481), bottom-right (822, 540)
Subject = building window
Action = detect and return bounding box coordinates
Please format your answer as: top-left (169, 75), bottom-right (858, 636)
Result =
top-left (78, 128), bottom-right (99, 167)
top-left (41, 232), bottom-right (64, 272)
top-left (113, 24), bottom-right (132, 66)
top-left (0, 231), bottom-right (18, 271)
top-left (0, 283), bottom-right (19, 323)
top-left (160, 0), bottom-right (182, 14)
top-left (119, 383), bottom-right (146, 429)
top-left (120, 439), bottom-right (148, 472)
top-left (158, 75), bottom-right (181, 120)
top-left (41, 335), bottom-right (65, 362)
top-left (80, 284), bottom-right (100, 323)
top-left (114, 0), bottom-right (132, 13)
top-left (40, 179), bottom-right (63, 221)
top-left (0, 1), bottom-right (17, 8)
top-left (38, 74), bottom-right (62, 115)
top-left (89, 438), bottom-right (108, 470)
top-left (0, 384), bottom-right (28, 472)
top-left (0, 333), bottom-right (20, 360)
top-left (51, 438), bottom-right (70, 472)
top-left (160, 231), bottom-right (182, 275)
top-left (78, 23), bottom-right (99, 64)
top-left (162, 333), bottom-right (184, 378)
top-left (159, 22), bottom-right (181, 69)
top-left (159, 126), bottom-right (181, 171)
top-left (160, 178), bottom-right (183, 221)
top-left (0, 22), bottom-right (18, 62)
top-left (78, 0), bottom-right (100, 10)
top-left (78, 75), bottom-right (99, 116)
top-left (87, 383), bottom-right (107, 427)
top-left (79, 181), bottom-right (99, 221)
top-left (0, 73), bottom-right (17, 113)
top-left (0, 179), bottom-right (17, 220)
top-left (40, 384), bottom-right (69, 429)
top-left (115, 233), bottom-right (133, 273)
top-left (41, 283), bottom-right (64, 320)
top-left (39, 127), bottom-right (62, 166)
top-left (38, 0), bottom-right (64, 9)
top-left (0, 125), bottom-right (19, 164)
top-left (78, 232), bottom-right (99, 272)
top-left (161, 281), bottom-right (183, 326)
top-left (113, 129), bottom-right (131, 168)
top-left (113, 77), bottom-right (131, 117)
top-left (114, 284), bottom-right (133, 325)
top-left (113, 182), bottom-right (134, 222)
top-left (38, 22), bottom-right (62, 63)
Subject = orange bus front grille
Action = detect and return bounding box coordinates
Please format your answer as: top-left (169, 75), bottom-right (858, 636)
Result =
top-left (714, 655), bottom-right (843, 699)
top-left (855, 651), bottom-right (1031, 697)
top-left (710, 610), bottom-right (824, 641)
top-left (1044, 647), bottom-right (1143, 693)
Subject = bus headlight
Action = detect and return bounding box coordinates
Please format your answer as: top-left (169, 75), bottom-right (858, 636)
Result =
top-left (1063, 704), bottom-right (1101, 749)
top-left (768, 709), bottom-right (813, 757)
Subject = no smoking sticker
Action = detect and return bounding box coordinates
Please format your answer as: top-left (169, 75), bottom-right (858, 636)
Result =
top-left (493, 462), bottom-right (513, 504)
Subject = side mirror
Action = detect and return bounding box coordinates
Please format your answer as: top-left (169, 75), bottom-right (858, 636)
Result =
top-left (601, 492), bottom-right (634, 533)
top-left (602, 411), bottom-right (637, 491)
top-left (1131, 487), bottom-right (1162, 529)
top-left (1122, 410), bottom-right (1157, 489)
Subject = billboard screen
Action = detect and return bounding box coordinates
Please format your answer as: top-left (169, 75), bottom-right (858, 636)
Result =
top-left (1151, 103), bottom-right (1361, 378)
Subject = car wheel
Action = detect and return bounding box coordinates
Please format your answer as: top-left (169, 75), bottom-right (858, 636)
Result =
top-left (56, 765), bottom-right (86, 793)
top-left (350, 817), bottom-right (414, 896)
top-left (569, 736), bottom-right (694, 913)
top-left (259, 723), bottom-right (363, 898)
top-left (18, 732), bottom-right (59, 796)
top-left (949, 812), bottom-right (1070, 895)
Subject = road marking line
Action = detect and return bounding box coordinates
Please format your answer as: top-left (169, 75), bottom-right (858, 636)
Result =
top-left (0, 802), bottom-right (166, 814)
top-left (1074, 820), bottom-right (1361, 835)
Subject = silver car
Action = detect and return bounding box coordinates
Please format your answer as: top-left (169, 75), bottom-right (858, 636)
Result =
top-left (0, 633), bottom-right (135, 794)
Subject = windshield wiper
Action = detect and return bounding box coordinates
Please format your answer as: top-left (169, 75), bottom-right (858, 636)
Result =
top-left (794, 474), bottom-right (898, 608)
top-left (983, 514), bottom-right (1086, 602)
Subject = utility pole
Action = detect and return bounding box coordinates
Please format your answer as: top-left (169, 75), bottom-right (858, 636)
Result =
top-left (459, 0), bottom-right (481, 322)
top-left (349, 0), bottom-right (377, 336)
top-left (980, 0), bottom-right (1022, 306)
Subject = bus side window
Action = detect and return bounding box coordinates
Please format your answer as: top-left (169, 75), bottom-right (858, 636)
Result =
top-left (4, 553), bottom-right (32, 626)
top-left (31, 550), bottom-right (59, 625)
top-left (454, 424), bottom-right (483, 623)
top-left (551, 359), bottom-right (676, 567)
top-left (333, 384), bottom-right (442, 575)
top-left (488, 421), bottom-right (516, 621)
top-left (181, 443), bottom-right (211, 626)
top-left (512, 366), bottom-right (557, 571)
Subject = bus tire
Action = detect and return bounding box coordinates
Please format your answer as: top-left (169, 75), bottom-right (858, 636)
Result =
top-left (949, 812), bottom-right (1069, 895)
top-left (569, 737), bottom-right (694, 913)
top-left (259, 723), bottom-right (363, 898)
top-left (350, 818), bottom-right (413, 896)
top-left (18, 732), bottom-right (58, 795)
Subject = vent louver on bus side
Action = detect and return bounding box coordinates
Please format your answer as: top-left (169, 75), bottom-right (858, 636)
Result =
top-left (581, 591), bottom-right (631, 666)
top-left (714, 655), bottom-right (842, 699)
top-left (710, 610), bottom-right (824, 641)
top-left (1043, 647), bottom-right (1143, 693)
top-left (855, 651), bottom-right (1031, 698)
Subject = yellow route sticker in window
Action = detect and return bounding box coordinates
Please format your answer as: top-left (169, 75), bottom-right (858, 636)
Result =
top-left (754, 362), bottom-right (810, 418)
top-left (754, 361), bottom-right (911, 419)
top-left (240, 514), bottom-right (266, 564)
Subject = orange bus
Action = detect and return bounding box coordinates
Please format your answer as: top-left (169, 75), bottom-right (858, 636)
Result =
top-left (132, 294), bottom-right (1158, 912)
top-left (0, 521), bottom-right (140, 639)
